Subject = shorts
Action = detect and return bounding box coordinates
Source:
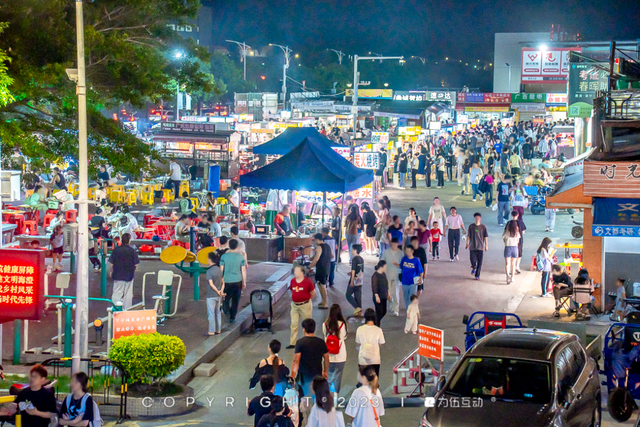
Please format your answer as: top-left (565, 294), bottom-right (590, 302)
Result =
top-left (53, 246), bottom-right (64, 254)
top-left (501, 165), bottom-right (509, 174)
top-left (366, 228), bottom-right (376, 238)
top-left (417, 283), bottom-right (424, 291)
top-left (504, 246), bottom-right (518, 258)
top-left (511, 167), bottom-right (521, 176)
top-left (315, 272), bottom-right (328, 285)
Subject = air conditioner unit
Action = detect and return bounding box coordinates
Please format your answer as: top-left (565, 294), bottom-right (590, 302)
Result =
top-left (63, 223), bottom-right (78, 252)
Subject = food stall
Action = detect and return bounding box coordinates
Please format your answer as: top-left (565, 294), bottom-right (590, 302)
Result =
top-left (552, 124), bottom-right (575, 158)
top-left (152, 122), bottom-right (242, 181)
top-left (241, 135), bottom-right (373, 262)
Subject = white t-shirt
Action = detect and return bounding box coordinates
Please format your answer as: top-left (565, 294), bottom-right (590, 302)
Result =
top-left (429, 205), bottom-right (446, 221)
top-left (308, 404), bottom-right (345, 427)
top-left (322, 320), bottom-right (347, 363)
top-left (229, 189), bottom-right (240, 207)
top-left (232, 237), bottom-right (246, 254)
top-left (355, 324), bottom-right (385, 365)
top-left (345, 385), bottom-right (385, 427)
top-left (209, 222), bottom-right (222, 238)
top-left (169, 162), bottom-right (181, 180)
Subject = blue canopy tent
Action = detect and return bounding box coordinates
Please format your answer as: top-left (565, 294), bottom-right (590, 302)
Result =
top-left (252, 127), bottom-right (343, 155)
top-left (241, 137), bottom-right (373, 193)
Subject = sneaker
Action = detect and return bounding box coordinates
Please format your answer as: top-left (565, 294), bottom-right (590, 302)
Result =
top-left (553, 310), bottom-right (560, 317)
top-left (450, 259), bottom-right (454, 262)
top-left (545, 228), bottom-right (549, 232)
top-left (550, 229), bottom-right (554, 232)
top-left (353, 308), bottom-right (362, 317)
top-left (471, 268), bottom-right (476, 276)
top-left (432, 256), bottom-right (436, 260)
top-left (474, 277), bottom-right (480, 281)
top-left (393, 312), bottom-right (399, 317)
top-left (437, 256), bottom-right (440, 260)
top-left (461, 191), bottom-right (465, 195)
top-left (472, 199), bottom-right (476, 202)
top-left (515, 269), bottom-right (521, 274)
top-left (455, 255), bottom-right (459, 261)
top-left (498, 223), bottom-right (504, 227)
top-left (286, 344), bottom-right (296, 349)
top-left (479, 195), bottom-right (483, 200)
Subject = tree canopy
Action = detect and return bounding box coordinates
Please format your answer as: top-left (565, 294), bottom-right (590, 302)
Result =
top-left (0, 0), bottom-right (214, 176)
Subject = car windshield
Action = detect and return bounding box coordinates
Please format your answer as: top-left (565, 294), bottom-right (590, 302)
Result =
top-left (447, 357), bottom-right (551, 404)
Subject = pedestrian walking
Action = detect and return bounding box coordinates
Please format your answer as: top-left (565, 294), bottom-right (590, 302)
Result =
top-left (322, 305), bottom-right (347, 394)
top-left (398, 152), bottom-right (408, 188)
top-left (502, 220), bottom-right (521, 284)
top-left (399, 246), bottom-right (423, 309)
top-left (50, 224), bottom-right (64, 271)
top-left (424, 152), bottom-right (433, 188)
top-left (481, 172), bottom-right (494, 207)
top-left (330, 207), bottom-right (342, 262)
top-left (536, 237), bottom-right (555, 297)
top-left (255, 395), bottom-right (293, 427)
top-left (510, 181), bottom-right (527, 220)
top-left (220, 239), bottom-right (247, 323)
top-left (436, 152), bottom-right (446, 188)
top-left (410, 236), bottom-right (428, 295)
top-left (168, 159), bottom-right (182, 199)
top-left (308, 377), bottom-right (346, 427)
top-left (495, 174), bottom-right (512, 226)
top-left (291, 319), bottom-right (329, 398)
top-left (287, 265), bottom-right (315, 348)
top-left (375, 214), bottom-right (391, 257)
top-left (416, 220), bottom-right (432, 254)
top-left (308, 233), bottom-right (331, 309)
top-left (321, 227), bottom-right (337, 288)
top-left (505, 210), bottom-right (526, 274)
top-left (445, 207), bottom-right (465, 262)
top-left (545, 207), bottom-right (556, 232)
top-left (460, 158), bottom-right (471, 195)
top-left (427, 197), bottom-right (447, 234)
top-left (381, 238), bottom-right (403, 316)
top-left (469, 161), bottom-right (483, 202)
top-left (371, 261), bottom-right (389, 326)
top-left (249, 340), bottom-right (290, 397)
top-left (410, 153), bottom-right (419, 188)
top-left (355, 309), bottom-right (385, 376)
top-left (387, 215), bottom-right (404, 248)
top-left (205, 251), bottom-right (224, 335)
top-left (344, 205), bottom-right (361, 262)
top-left (404, 207), bottom-right (421, 228)
top-left (345, 366), bottom-right (385, 427)
top-left (430, 222), bottom-right (444, 260)
top-left (404, 295), bottom-right (420, 334)
top-left (345, 244), bottom-right (364, 317)
top-left (466, 213), bottom-right (489, 280)
top-left (109, 232), bottom-right (139, 310)
top-left (362, 204), bottom-right (377, 255)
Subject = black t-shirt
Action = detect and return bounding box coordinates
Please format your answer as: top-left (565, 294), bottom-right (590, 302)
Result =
top-left (248, 391), bottom-right (291, 427)
top-left (331, 216), bottom-right (341, 240)
top-left (108, 245), bottom-right (140, 282)
top-left (351, 255), bottom-right (364, 276)
top-left (316, 242), bottom-right (332, 274)
top-left (504, 219), bottom-right (526, 244)
top-left (15, 387), bottom-right (57, 427)
top-left (364, 211), bottom-right (376, 228)
top-left (413, 246), bottom-right (428, 267)
top-left (97, 170), bottom-right (110, 182)
top-left (59, 393), bottom-right (94, 423)
top-left (257, 414), bottom-right (294, 427)
top-left (522, 143), bottom-right (532, 159)
top-left (553, 272), bottom-right (573, 290)
top-left (294, 336), bottom-right (328, 379)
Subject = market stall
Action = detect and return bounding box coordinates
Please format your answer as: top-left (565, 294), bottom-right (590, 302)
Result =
top-left (240, 136), bottom-right (373, 262)
top-left (252, 126), bottom-right (343, 155)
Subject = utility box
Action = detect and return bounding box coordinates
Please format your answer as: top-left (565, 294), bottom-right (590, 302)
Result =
top-left (1, 170), bottom-right (22, 201)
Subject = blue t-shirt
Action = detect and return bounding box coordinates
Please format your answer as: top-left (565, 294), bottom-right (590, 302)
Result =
top-left (388, 224), bottom-right (404, 245)
top-left (400, 256), bottom-right (423, 285)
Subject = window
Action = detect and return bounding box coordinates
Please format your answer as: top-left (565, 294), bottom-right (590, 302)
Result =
top-left (177, 25), bottom-right (185, 32)
top-left (167, 24), bottom-right (176, 30)
top-left (185, 25), bottom-right (192, 32)
top-left (448, 357), bottom-right (552, 404)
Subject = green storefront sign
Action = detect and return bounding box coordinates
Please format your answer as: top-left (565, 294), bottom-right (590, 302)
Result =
top-left (567, 63), bottom-right (609, 118)
top-left (511, 93), bottom-right (546, 103)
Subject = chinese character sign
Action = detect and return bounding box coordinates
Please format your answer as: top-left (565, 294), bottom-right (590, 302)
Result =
top-left (546, 93), bottom-right (567, 105)
top-left (113, 309), bottom-right (157, 340)
top-left (521, 48), bottom-right (581, 83)
top-left (0, 249), bottom-right (45, 321)
top-left (567, 63), bottom-right (609, 118)
top-left (348, 184), bottom-right (373, 200)
top-left (483, 93), bottom-right (511, 104)
top-left (332, 146), bottom-right (351, 158)
top-left (511, 93), bottom-right (546, 103)
top-left (418, 325), bottom-right (444, 361)
top-left (584, 161), bottom-right (640, 197)
top-left (371, 132), bottom-right (389, 145)
top-left (353, 152), bottom-right (379, 170)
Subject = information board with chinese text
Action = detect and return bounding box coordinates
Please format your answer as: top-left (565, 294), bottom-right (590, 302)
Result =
top-left (0, 249), bottom-right (45, 321)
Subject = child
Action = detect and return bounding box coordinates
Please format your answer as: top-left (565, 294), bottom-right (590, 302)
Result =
top-left (88, 226), bottom-right (101, 271)
top-left (30, 240), bottom-right (42, 250)
top-left (50, 225), bottom-right (64, 271)
top-left (430, 221), bottom-right (444, 260)
top-left (615, 278), bottom-right (627, 321)
top-left (405, 295), bottom-right (420, 334)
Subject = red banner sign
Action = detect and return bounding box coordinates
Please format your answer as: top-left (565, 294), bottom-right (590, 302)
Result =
top-left (0, 249), bottom-right (45, 321)
top-left (418, 325), bottom-right (444, 361)
top-left (113, 309), bottom-right (157, 340)
top-left (483, 93), bottom-right (511, 104)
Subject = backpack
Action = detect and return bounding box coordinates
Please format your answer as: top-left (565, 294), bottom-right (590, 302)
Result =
top-left (64, 393), bottom-right (102, 427)
top-left (478, 176), bottom-right (488, 193)
top-left (535, 252), bottom-right (545, 271)
top-left (325, 322), bottom-right (344, 355)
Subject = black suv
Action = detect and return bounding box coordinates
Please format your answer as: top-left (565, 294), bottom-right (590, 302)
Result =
top-left (421, 328), bottom-right (601, 427)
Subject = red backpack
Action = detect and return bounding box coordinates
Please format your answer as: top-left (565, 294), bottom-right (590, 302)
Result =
top-left (325, 322), bottom-right (343, 355)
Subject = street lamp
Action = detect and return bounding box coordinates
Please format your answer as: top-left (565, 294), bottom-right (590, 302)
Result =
top-left (351, 54), bottom-right (403, 133)
top-left (329, 49), bottom-right (345, 65)
top-left (505, 62), bottom-right (512, 93)
top-left (226, 40), bottom-right (251, 80)
top-left (411, 56), bottom-right (427, 65)
top-left (174, 51), bottom-right (185, 120)
top-left (270, 43), bottom-right (292, 110)
top-left (369, 52), bottom-right (384, 63)
top-left (384, 83), bottom-right (389, 87)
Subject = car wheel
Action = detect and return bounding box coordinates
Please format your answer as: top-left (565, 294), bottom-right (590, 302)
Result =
top-left (608, 387), bottom-right (634, 422)
top-left (591, 394), bottom-right (601, 427)
top-left (531, 205), bottom-right (544, 215)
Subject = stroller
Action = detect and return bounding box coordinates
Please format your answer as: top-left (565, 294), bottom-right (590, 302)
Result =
top-left (250, 289), bottom-right (274, 333)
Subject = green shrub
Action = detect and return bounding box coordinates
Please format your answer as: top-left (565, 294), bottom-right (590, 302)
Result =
top-left (108, 333), bottom-right (186, 385)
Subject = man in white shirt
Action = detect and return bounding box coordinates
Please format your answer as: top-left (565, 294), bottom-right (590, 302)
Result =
top-left (168, 160), bottom-right (182, 198)
top-left (381, 238), bottom-right (403, 316)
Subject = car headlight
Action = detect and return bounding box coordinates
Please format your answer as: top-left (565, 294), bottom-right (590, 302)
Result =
top-left (420, 414), bottom-right (435, 427)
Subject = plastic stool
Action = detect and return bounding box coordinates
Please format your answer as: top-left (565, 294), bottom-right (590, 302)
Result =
top-left (43, 213), bottom-right (56, 230)
top-left (189, 197), bottom-right (199, 210)
top-left (23, 220), bottom-right (39, 236)
top-left (88, 187), bottom-right (97, 200)
top-left (179, 181), bottom-right (190, 196)
top-left (172, 240), bottom-right (190, 250)
top-left (162, 189), bottom-right (175, 203)
top-left (9, 214), bottom-right (26, 235)
top-left (65, 209), bottom-right (78, 223)
top-left (141, 191), bottom-right (154, 206)
top-left (110, 190), bottom-right (124, 204)
top-left (125, 191), bottom-right (137, 206)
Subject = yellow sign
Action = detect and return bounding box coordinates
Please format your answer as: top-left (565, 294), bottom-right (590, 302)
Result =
top-left (398, 126), bottom-right (421, 136)
top-left (270, 123), bottom-right (300, 129)
top-left (465, 106), bottom-right (510, 113)
top-left (251, 128), bottom-right (274, 134)
top-left (345, 89), bottom-right (393, 98)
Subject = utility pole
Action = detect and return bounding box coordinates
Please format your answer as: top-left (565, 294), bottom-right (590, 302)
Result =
top-left (351, 55), bottom-right (403, 133)
top-left (226, 40), bottom-right (251, 80)
top-left (330, 49), bottom-right (345, 65)
top-left (270, 44), bottom-right (292, 110)
top-left (72, 0), bottom-right (89, 374)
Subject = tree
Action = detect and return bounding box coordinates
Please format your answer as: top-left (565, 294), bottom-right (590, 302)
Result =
top-left (0, 23), bottom-right (12, 107)
top-left (209, 52), bottom-right (255, 103)
top-left (0, 0), bottom-right (213, 176)
top-left (189, 61), bottom-right (227, 113)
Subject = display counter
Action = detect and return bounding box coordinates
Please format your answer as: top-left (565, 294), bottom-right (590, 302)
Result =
top-left (242, 235), bottom-right (280, 262)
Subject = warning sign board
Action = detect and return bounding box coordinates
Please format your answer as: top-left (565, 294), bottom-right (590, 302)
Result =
top-left (418, 325), bottom-right (444, 361)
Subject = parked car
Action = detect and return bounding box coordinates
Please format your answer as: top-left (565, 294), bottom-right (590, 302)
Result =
top-left (420, 328), bottom-right (601, 427)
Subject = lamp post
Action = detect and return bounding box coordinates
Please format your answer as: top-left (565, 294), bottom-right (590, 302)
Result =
top-left (505, 63), bottom-right (512, 93)
top-left (270, 44), bottom-right (292, 110)
top-left (71, 0), bottom-right (89, 374)
top-left (174, 52), bottom-right (185, 120)
top-left (329, 49), bottom-right (345, 65)
top-left (351, 55), bottom-right (403, 134)
top-left (226, 40), bottom-right (251, 80)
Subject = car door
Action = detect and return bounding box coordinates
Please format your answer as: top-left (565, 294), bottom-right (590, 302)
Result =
top-left (555, 345), bottom-right (582, 427)
top-left (567, 342), bottom-right (593, 427)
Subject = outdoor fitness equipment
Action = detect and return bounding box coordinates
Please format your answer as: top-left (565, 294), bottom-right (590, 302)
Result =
top-left (159, 244), bottom-right (217, 302)
top-left (140, 270), bottom-right (182, 324)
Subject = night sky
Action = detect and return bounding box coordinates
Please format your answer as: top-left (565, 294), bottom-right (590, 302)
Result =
top-left (206, 0), bottom-right (640, 61)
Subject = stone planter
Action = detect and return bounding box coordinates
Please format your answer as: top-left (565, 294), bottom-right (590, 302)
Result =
top-left (97, 385), bottom-right (196, 418)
